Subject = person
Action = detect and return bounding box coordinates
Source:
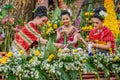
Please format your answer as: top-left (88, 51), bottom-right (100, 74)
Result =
top-left (10, 6), bottom-right (63, 56)
top-left (88, 6), bottom-right (115, 55)
top-left (56, 10), bottom-right (79, 48)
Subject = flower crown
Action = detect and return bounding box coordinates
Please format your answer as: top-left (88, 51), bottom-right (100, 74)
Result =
top-left (99, 10), bottom-right (107, 19)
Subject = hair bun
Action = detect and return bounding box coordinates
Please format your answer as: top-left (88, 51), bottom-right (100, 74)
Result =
top-left (94, 6), bottom-right (106, 13)
top-left (34, 6), bottom-right (47, 18)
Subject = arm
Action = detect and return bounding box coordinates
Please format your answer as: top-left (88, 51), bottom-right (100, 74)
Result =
top-left (56, 31), bottom-right (61, 42)
top-left (39, 37), bottom-right (48, 45)
top-left (92, 41), bottom-right (111, 50)
top-left (77, 33), bottom-right (88, 47)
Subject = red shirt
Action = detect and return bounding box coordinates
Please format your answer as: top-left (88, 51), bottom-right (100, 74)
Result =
top-left (13, 22), bottom-right (41, 51)
top-left (89, 26), bottom-right (115, 53)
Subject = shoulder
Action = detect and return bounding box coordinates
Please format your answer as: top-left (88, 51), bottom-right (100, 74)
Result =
top-left (102, 26), bottom-right (112, 33)
top-left (90, 28), bottom-right (96, 33)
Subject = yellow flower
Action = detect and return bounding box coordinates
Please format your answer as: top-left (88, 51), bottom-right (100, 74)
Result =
top-left (29, 57), bottom-right (34, 63)
top-left (73, 49), bottom-right (78, 53)
top-left (90, 12), bottom-right (94, 16)
top-left (85, 12), bottom-right (89, 16)
top-left (109, 48), bottom-right (112, 55)
top-left (104, 0), bottom-right (119, 38)
top-left (86, 18), bottom-right (89, 21)
top-left (19, 50), bottom-right (24, 55)
top-left (46, 27), bottom-right (53, 35)
top-left (58, 48), bottom-right (63, 53)
top-left (74, 54), bottom-right (77, 59)
top-left (92, 48), bottom-right (95, 55)
top-left (113, 56), bottom-right (119, 62)
top-left (48, 54), bottom-right (55, 62)
top-left (46, 21), bottom-right (51, 27)
top-left (6, 52), bottom-right (13, 58)
top-left (35, 50), bottom-right (40, 56)
top-left (53, 24), bottom-right (58, 29)
top-left (82, 59), bottom-right (86, 63)
top-left (1, 57), bottom-right (8, 64)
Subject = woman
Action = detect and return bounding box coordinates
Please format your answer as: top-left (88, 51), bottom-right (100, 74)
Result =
top-left (56, 10), bottom-right (79, 48)
top-left (10, 6), bottom-right (63, 56)
top-left (88, 6), bottom-right (115, 55)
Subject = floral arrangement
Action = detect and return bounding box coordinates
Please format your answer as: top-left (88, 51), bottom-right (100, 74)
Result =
top-left (104, 0), bottom-right (119, 38)
top-left (0, 38), bottom-right (120, 80)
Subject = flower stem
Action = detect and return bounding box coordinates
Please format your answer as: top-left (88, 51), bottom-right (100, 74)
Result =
top-left (51, 73), bottom-right (55, 80)
top-left (78, 69), bottom-right (82, 80)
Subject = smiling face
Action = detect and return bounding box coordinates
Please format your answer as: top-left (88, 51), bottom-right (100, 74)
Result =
top-left (92, 18), bottom-right (103, 29)
top-left (61, 14), bottom-right (71, 26)
top-left (35, 16), bottom-right (48, 26)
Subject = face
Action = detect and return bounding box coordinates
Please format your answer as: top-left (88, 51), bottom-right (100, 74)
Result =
top-left (61, 14), bottom-right (71, 26)
top-left (36, 16), bottom-right (48, 26)
top-left (92, 18), bottom-right (103, 29)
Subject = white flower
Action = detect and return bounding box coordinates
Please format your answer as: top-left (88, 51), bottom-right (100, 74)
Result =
top-left (99, 10), bottom-right (107, 17)
top-left (67, 9), bottom-right (72, 16)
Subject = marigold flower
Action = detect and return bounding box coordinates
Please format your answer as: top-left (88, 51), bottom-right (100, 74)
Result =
top-left (58, 48), bottom-right (63, 53)
top-left (1, 57), bottom-right (8, 64)
top-left (73, 49), bottom-right (78, 53)
top-left (85, 12), bottom-right (89, 16)
top-left (53, 24), bottom-right (58, 29)
top-left (113, 56), bottom-right (119, 62)
top-left (46, 21), bottom-right (52, 27)
top-left (35, 50), bottom-right (40, 56)
top-left (6, 52), bottom-right (13, 58)
top-left (19, 50), bottom-right (24, 55)
top-left (29, 57), bottom-right (34, 63)
top-left (82, 59), bottom-right (86, 63)
top-left (48, 54), bottom-right (55, 62)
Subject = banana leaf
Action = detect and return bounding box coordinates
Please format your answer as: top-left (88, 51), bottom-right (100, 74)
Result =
top-left (68, 70), bottom-right (78, 80)
top-left (59, 68), bottom-right (70, 80)
top-left (44, 39), bottom-right (57, 59)
top-left (85, 62), bottom-right (100, 79)
top-left (52, 6), bottom-right (61, 20)
top-left (6, 72), bottom-right (16, 80)
top-left (38, 71), bottom-right (49, 80)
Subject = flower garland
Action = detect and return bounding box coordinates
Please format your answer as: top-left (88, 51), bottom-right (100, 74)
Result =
top-left (104, 0), bottom-right (119, 38)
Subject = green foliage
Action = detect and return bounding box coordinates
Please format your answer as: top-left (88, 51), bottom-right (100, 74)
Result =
top-left (44, 39), bottom-right (57, 59)
top-left (63, 0), bottom-right (76, 6)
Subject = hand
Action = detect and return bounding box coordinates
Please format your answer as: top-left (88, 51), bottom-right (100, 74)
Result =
top-left (54, 43), bottom-right (64, 48)
top-left (77, 34), bottom-right (83, 40)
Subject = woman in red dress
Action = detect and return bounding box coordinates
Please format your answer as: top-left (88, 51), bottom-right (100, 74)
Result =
top-left (10, 6), bottom-right (63, 56)
top-left (89, 6), bottom-right (115, 55)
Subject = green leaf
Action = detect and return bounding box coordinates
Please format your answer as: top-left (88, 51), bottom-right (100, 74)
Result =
top-left (6, 73), bottom-right (16, 80)
top-left (39, 70), bottom-right (50, 80)
top-left (44, 39), bottom-right (57, 59)
top-left (68, 70), bottom-right (78, 80)
top-left (59, 68), bottom-right (70, 80)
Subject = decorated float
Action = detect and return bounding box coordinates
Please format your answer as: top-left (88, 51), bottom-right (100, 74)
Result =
top-left (0, 0), bottom-right (120, 80)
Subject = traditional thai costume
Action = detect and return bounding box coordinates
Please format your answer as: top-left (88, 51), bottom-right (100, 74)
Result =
top-left (56, 27), bottom-right (78, 48)
top-left (10, 22), bottom-right (41, 56)
top-left (89, 26), bottom-right (115, 55)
